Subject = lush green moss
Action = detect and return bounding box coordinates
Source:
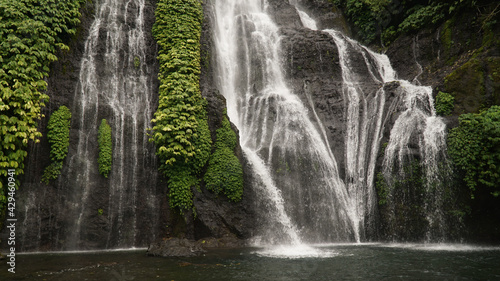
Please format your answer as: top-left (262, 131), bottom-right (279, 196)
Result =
top-left (447, 106), bottom-right (500, 198)
top-left (204, 116), bottom-right (243, 202)
top-left (435, 91), bottom-right (455, 116)
top-left (151, 0), bottom-right (212, 213)
top-left (41, 105), bottom-right (72, 184)
top-left (98, 119), bottom-right (112, 178)
top-left (445, 59), bottom-right (485, 113)
top-left (440, 18), bottom-right (454, 55)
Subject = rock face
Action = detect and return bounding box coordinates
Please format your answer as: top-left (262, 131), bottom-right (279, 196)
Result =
top-left (381, 3), bottom-right (500, 243)
top-left (146, 236), bottom-right (246, 257)
top-left (8, 0), bottom-right (256, 251)
top-left (9, 0), bottom-right (499, 251)
top-left (147, 238), bottom-right (206, 257)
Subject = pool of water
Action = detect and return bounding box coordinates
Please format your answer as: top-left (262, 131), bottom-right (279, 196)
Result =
top-left (1, 243), bottom-right (500, 280)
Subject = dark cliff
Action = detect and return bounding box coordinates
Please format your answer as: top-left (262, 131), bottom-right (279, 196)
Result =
top-left (4, 0), bottom-right (499, 252)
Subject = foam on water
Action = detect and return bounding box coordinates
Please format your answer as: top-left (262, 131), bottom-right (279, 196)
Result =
top-left (253, 244), bottom-right (339, 259)
top-left (382, 243), bottom-right (500, 252)
top-left (18, 247), bottom-right (147, 255)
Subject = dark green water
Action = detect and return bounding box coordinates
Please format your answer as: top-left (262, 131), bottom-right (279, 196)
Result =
top-left (1, 244), bottom-right (500, 280)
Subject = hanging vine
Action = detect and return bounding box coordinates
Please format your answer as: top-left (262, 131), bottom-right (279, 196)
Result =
top-left (151, 0), bottom-right (212, 213)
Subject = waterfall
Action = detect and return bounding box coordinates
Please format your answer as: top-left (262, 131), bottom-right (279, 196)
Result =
top-left (212, 0), bottom-right (450, 245)
top-left (213, 0), bottom-right (358, 245)
top-left (296, 4), bottom-right (450, 241)
top-left (65, 0), bottom-right (158, 249)
top-left (19, 0), bottom-right (159, 250)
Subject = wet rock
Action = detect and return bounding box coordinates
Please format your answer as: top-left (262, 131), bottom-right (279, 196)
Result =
top-left (147, 238), bottom-right (206, 257)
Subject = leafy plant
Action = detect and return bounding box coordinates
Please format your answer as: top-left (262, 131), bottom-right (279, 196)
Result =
top-left (151, 0), bottom-right (212, 213)
top-left (41, 161), bottom-right (63, 184)
top-left (204, 116), bottom-right (243, 202)
top-left (0, 0), bottom-right (84, 226)
top-left (41, 105), bottom-right (72, 184)
top-left (98, 119), bottom-right (112, 178)
top-left (47, 106), bottom-right (72, 161)
top-left (134, 56), bottom-right (140, 69)
top-left (448, 106), bottom-right (500, 198)
top-left (331, 0), bottom-right (479, 45)
top-left (435, 91), bottom-right (455, 116)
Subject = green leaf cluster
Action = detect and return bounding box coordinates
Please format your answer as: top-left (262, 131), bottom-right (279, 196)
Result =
top-left (204, 116), bottom-right (243, 202)
top-left (151, 0), bottom-right (212, 213)
top-left (397, 3), bottom-right (446, 34)
top-left (41, 105), bottom-right (71, 184)
top-left (448, 106), bottom-right (500, 198)
top-left (0, 0), bottom-right (84, 213)
top-left (435, 91), bottom-right (455, 116)
top-left (331, 0), bottom-right (478, 45)
top-left (98, 119), bottom-right (112, 178)
top-left (46, 106), bottom-right (71, 161)
top-left (41, 161), bottom-right (63, 184)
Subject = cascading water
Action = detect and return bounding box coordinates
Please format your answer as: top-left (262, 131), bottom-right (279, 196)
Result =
top-left (67, 0), bottom-right (159, 249)
top-left (212, 0), bottom-right (450, 247)
top-left (213, 0), bottom-right (358, 246)
top-left (295, 3), bottom-right (451, 241)
top-left (18, 0), bottom-right (159, 250)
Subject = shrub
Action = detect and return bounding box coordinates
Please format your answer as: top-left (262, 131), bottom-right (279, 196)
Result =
top-left (42, 105), bottom-right (72, 184)
top-left (435, 91), bottom-right (455, 116)
top-left (448, 106), bottom-right (500, 198)
top-left (151, 0), bottom-right (212, 213)
top-left (204, 116), bottom-right (243, 202)
top-left (98, 119), bottom-right (112, 178)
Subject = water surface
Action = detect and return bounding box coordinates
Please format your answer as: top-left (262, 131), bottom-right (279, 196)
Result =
top-left (1, 244), bottom-right (500, 280)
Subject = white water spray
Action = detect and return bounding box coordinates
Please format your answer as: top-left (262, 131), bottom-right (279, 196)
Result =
top-left (64, 0), bottom-right (158, 249)
top-left (214, 0), bottom-right (358, 246)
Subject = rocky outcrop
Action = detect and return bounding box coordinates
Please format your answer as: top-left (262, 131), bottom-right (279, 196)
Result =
top-left (147, 238), bottom-right (206, 257)
top-left (155, 0), bottom-right (258, 245)
top-left (386, 5), bottom-right (500, 115)
top-left (146, 236), bottom-right (246, 257)
top-left (383, 3), bottom-right (500, 243)
top-left (8, 0), bottom-right (257, 252)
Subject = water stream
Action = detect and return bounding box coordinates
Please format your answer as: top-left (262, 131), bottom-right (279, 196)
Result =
top-left (212, 0), bottom-right (450, 248)
top-left (214, 1), bottom-right (357, 247)
top-left (19, 0), bottom-right (159, 250)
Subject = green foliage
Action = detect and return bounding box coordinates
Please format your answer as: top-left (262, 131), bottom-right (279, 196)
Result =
top-left (448, 106), bottom-right (500, 198)
top-left (214, 115), bottom-right (237, 150)
top-left (46, 106), bottom-right (72, 161)
top-left (98, 119), bottom-right (112, 178)
top-left (165, 164), bottom-right (198, 211)
top-left (204, 116), bottom-right (243, 202)
top-left (397, 3), bottom-right (446, 34)
top-left (41, 161), bottom-right (63, 184)
top-left (151, 0), bottom-right (212, 213)
top-left (134, 56), bottom-right (140, 69)
top-left (0, 0), bottom-right (84, 216)
top-left (97, 208), bottom-right (103, 216)
top-left (332, 0), bottom-right (479, 45)
top-left (41, 106), bottom-right (72, 184)
top-left (435, 91), bottom-right (455, 116)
